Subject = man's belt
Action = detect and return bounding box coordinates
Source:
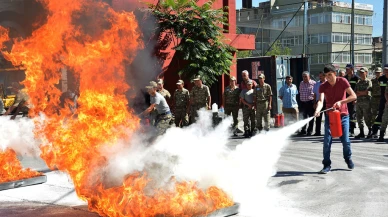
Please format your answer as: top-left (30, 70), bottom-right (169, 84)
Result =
top-left (158, 111), bottom-right (171, 116)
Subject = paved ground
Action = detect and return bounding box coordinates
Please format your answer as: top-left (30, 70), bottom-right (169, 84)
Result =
top-left (1, 120), bottom-right (388, 216)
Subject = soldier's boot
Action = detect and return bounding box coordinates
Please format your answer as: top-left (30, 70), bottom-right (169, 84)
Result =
top-left (366, 128), bottom-right (373, 139)
top-left (355, 128), bottom-right (365, 139)
top-left (377, 132), bottom-right (385, 142)
top-left (243, 130), bottom-right (251, 138)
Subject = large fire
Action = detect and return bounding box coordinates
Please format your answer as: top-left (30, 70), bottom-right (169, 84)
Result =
top-left (0, 0), bottom-right (233, 216)
top-left (0, 149), bottom-right (42, 183)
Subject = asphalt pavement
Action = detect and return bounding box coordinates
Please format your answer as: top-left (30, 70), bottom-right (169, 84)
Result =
top-left (1, 121), bottom-right (388, 217)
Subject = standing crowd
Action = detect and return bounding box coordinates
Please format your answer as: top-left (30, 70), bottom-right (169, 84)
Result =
top-left (279, 63), bottom-right (388, 144)
top-left (142, 70), bottom-right (273, 138)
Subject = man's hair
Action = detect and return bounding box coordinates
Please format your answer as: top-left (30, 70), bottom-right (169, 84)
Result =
top-left (286, 75), bottom-right (293, 79)
top-left (302, 71), bottom-right (310, 76)
top-left (324, 64), bottom-right (337, 74)
top-left (319, 71), bottom-right (325, 75)
top-left (242, 70), bottom-right (249, 75)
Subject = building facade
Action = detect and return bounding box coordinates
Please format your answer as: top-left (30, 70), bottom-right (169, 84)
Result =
top-left (237, 0), bottom-right (374, 76)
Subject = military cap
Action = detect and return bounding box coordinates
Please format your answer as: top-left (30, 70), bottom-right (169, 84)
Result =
top-left (247, 80), bottom-right (253, 85)
top-left (157, 79), bottom-right (164, 84)
top-left (384, 64), bottom-right (388, 69)
top-left (258, 74), bottom-right (265, 79)
top-left (359, 67), bottom-right (368, 73)
top-left (176, 79), bottom-right (184, 85)
top-left (375, 67), bottom-right (383, 73)
top-left (149, 81), bottom-right (157, 88)
top-left (193, 75), bottom-right (201, 81)
top-left (346, 64), bottom-right (354, 69)
top-left (230, 76), bottom-right (236, 81)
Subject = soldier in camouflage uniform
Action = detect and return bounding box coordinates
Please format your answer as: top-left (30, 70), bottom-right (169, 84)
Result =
top-left (254, 74), bottom-right (272, 133)
top-left (190, 75), bottom-right (211, 123)
top-left (223, 76), bottom-right (241, 134)
top-left (157, 79), bottom-right (171, 100)
top-left (140, 84), bottom-right (172, 136)
top-left (240, 80), bottom-right (255, 138)
top-left (354, 68), bottom-right (372, 139)
top-left (173, 80), bottom-right (190, 127)
top-left (369, 67), bottom-right (382, 138)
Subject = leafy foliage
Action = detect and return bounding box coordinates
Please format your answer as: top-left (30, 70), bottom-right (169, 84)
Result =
top-left (237, 50), bottom-right (252, 58)
top-left (265, 40), bottom-right (291, 56)
top-left (148, 0), bottom-right (235, 85)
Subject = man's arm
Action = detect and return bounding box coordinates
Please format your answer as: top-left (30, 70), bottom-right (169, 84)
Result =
top-left (140, 104), bottom-right (157, 116)
top-left (385, 91), bottom-right (388, 104)
top-left (207, 86), bottom-right (211, 109)
top-left (314, 93), bottom-right (325, 116)
top-left (278, 86), bottom-right (283, 100)
top-left (268, 95), bottom-right (272, 110)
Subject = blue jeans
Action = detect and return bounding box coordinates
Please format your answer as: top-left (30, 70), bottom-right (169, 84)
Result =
top-left (323, 114), bottom-right (352, 166)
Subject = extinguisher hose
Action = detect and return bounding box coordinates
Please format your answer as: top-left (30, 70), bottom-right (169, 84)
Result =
top-left (319, 107), bottom-right (334, 114)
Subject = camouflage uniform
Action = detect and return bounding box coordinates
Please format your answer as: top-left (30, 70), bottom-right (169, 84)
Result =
top-left (156, 113), bottom-right (172, 136)
top-left (159, 89), bottom-right (171, 100)
top-left (371, 77), bottom-right (381, 126)
top-left (190, 85), bottom-right (210, 123)
top-left (174, 88), bottom-right (190, 127)
top-left (378, 87), bottom-right (388, 138)
top-left (355, 78), bottom-right (372, 130)
top-left (223, 86), bottom-right (241, 129)
top-left (240, 89), bottom-right (255, 133)
top-left (254, 83), bottom-right (272, 131)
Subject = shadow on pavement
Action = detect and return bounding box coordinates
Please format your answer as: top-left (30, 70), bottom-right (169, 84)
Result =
top-left (330, 168), bottom-right (352, 172)
top-left (273, 171), bottom-right (319, 177)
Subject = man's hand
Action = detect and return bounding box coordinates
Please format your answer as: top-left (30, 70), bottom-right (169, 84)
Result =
top-left (314, 110), bottom-right (320, 117)
top-left (333, 101), bottom-right (342, 109)
top-left (268, 105), bottom-right (272, 110)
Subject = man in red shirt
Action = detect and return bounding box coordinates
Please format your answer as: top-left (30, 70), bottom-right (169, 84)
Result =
top-left (314, 64), bottom-right (357, 174)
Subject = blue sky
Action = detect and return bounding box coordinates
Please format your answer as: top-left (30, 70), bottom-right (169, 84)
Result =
top-left (236, 0), bottom-right (383, 36)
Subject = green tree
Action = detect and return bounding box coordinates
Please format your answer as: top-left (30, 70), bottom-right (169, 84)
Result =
top-left (148, 0), bottom-right (235, 85)
top-left (265, 40), bottom-right (291, 56)
top-left (237, 50), bottom-right (252, 58)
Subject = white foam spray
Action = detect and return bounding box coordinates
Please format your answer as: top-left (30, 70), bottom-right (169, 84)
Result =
top-left (0, 116), bottom-right (41, 156)
top-left (103, 109), bottom-right (316, 216)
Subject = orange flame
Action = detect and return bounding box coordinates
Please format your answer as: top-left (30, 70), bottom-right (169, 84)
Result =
top-left (0, 149), bottom-right (42, 183)
top-left (1, 0), bottom-right (233, 216)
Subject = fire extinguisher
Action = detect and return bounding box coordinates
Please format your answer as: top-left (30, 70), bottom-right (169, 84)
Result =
top-left (328, 109), bottom-right (342, 138)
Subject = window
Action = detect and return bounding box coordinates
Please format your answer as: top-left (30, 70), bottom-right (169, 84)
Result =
top-left (318, 54), bottom-right (328, 64)
top-left (333, 13), bottom-right (343, 23)
top-left (309, 14), bottom-right (319, 24)
top-left (319, 13), bottom-right (331, 24)
top-left (343, 34), bottom-right (351, 44)
top-left (311, 54), bottom-right (319, 64)
top-left (364, 54), bottom-right (372, 64)
top-left (309, 34), bottom-right (319, 44)
top-left (355, 53), bottom-right (363, 63)
top-left (320, 34), bottom-right (330, 43)
top-left (365, 17), bottom-right (373, 26)
top-left (343, 14), bottom-right (351, 24)
top-left (342, 53), bottom-right (350, 63)
top-left (331, 53), bottom-right (343, 63)
top-left (333, 33), bottom-right (343, 43)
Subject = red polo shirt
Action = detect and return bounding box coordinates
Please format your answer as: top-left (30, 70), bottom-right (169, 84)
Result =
top-left (319, 77), bottom-right (350, 116)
